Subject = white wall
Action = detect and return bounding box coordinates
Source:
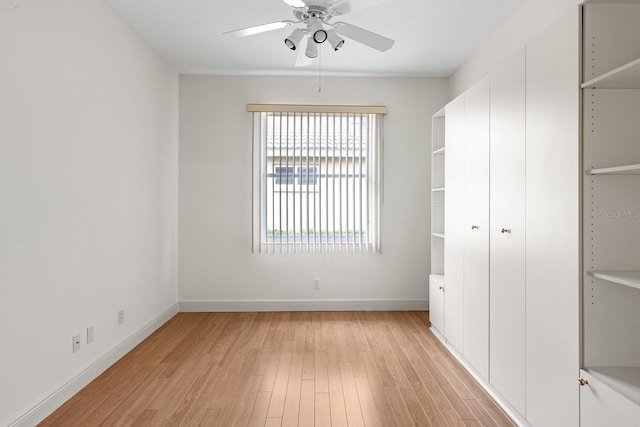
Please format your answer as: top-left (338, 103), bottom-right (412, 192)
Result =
top-left (449, 0), bottom-right (581, 98)
top-left (179, 76), bottom-right (448, 309)
top-left (0, 0), bottom-right (179, 424)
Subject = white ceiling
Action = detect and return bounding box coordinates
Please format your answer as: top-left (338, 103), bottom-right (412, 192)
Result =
top-left (103, 0), bottom-right (524, 77)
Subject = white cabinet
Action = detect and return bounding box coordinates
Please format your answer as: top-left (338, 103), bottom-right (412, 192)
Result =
top-left (525, 9), bottom-right (581, 427)
top-left (443, 94), bottom-right (465, 353)
top-left (581, 2), bottom-right (640, 424)
top-left (489, 48), bottom-right (526, 416)
top-left (462, 77), bottom-right (490, 380)
top-left (430, 9), bottom-right (581, 427)
top-left (428, 3), bottom-right (640, 425)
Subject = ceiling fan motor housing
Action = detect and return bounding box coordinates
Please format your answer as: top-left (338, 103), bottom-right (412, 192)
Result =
top-left (294, 5), bottom-right (330, 22)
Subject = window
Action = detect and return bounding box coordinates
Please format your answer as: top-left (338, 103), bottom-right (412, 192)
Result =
top-left (250, 104), bottom-right (385, 253)
top-left (297, 166), bottom-right (317, 186)
top-left (274, 166), bottom-right (294, 185)
top-left (272, 166), bottom-right (318, 186)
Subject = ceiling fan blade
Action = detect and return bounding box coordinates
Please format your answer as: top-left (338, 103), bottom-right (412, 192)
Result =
top-left (281, 0), bottom-right (307, 7)
top-left (328, 0), bottom-right (391, 17)
top-left (223, 21), bottom-right (293, 38)
top-left (334, 22), bottom-right (394, 52)
top-left (295, 37), bottom-right (313, 67)
top-left (327, 0), bottom-right (350, 16)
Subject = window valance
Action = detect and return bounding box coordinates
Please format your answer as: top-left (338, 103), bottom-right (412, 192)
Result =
top-left (246, 104), bottom-right (387, 115)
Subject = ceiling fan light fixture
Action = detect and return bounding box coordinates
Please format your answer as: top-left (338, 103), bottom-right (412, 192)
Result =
top-left (326, 30), bottom-right (344, 51)
top-left (305, 36), bottom-right (318, 58)
top-left (284, 28), bottom-right (304, 50)
top-left (313, 29), bottom-right (327, 43)
top-left (307, 18), bottom-right (327, 44)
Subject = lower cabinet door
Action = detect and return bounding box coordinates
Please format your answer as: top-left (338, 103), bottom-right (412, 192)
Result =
top-left (580, 370), bottom-right (640, 427)
top-left (429, 275), bottom-right (445, 335)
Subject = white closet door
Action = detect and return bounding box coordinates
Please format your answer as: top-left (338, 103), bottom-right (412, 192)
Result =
top-left (463, 77), bottom-right (490, 380)
top-left (489, 48), bottom-right (526, 416)
top-left (525, 9), bottom-right (580, 427)
top-left (444, 94), bottom-right (465, 352)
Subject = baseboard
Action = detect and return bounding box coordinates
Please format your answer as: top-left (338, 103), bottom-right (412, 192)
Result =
top-left (179, 298), bottom-right (428, 312)
top-left (429, 327), bottom-right (530, 427)
top-left (8, 303), bottom-right (179, 427)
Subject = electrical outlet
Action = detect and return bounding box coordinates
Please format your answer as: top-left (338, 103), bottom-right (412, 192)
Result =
top-left (72, 334), bottom-right (81, 353)
top-left (87, 326), bottom-right (94, 344)
top-left (313, 279), bottom-right (320, 290)
top-left (117, 310), bottom-right (124, 325)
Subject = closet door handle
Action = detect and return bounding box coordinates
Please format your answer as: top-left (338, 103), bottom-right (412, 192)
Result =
top-left (438, 286), bottom-right (444, 291)
top-left (471, 225), bottom-right (479, 230)
top-left (501, 228), bottom-right (511, 234)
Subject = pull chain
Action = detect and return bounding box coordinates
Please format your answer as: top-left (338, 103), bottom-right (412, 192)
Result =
top-left (318, 45), bottom-right (322, 93)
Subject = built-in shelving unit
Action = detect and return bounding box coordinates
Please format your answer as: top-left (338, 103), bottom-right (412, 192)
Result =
top-left (581, 1), bottom-right (640, 421)
top-left (430, 107), bottom-right (446, 334)
top-left (587, 163), bottom-right (640, 175)
top-left (431, 107), bottom-right (446, 276)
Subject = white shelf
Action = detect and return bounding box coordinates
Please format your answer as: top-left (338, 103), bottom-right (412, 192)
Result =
top-left (582, 57), bottom-right (640, 89)
top-left (585, 367), bottom-right (640, 406)
top-left (433, 147), bottom-right (446, 155)
top-left (432, 233), bottom-right (445, 239)
top-left (588, 271), bottom-right (640, 290)
top-left (587, 164), bottom-right (640, 175)
top-left (432, 187), bottom-right (445, 192)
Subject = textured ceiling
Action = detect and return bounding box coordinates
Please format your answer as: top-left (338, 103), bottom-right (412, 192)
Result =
top-left (103, 0), bottom-right (524, 77)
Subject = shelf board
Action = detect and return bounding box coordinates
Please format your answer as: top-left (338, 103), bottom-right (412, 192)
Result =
top-left (432, 188), bottom-right (445, 192)
top-left (585, 367), bottom-right (640, 406)
top-left (586, 164), bottom-right (640, 175)
top-left (588, 271), bottom-right (640, 290)
top-left (432, 233), bottom-right (445, 239)
top-left (582, 57), bottom-right (640, 89)
top-left (433, 147), bottom-right (446, 155)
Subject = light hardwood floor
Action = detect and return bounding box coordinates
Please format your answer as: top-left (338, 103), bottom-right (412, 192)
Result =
top-left (40, 312), bottom-right (515, 426)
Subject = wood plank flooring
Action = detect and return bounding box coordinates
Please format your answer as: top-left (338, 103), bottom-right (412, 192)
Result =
top-left (40, 312), bottom-right (515, 427)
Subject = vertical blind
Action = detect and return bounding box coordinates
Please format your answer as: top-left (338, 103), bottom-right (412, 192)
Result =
top-left (249, 104), bottom-right (386, 254)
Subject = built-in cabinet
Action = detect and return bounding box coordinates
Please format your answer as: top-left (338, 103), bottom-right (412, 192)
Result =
top-left (429, 8), bottom-right (581, 426)
top-left (430, 2), bottom-right (640, 425)
top-left (580, 1), bottom-right (640, 423)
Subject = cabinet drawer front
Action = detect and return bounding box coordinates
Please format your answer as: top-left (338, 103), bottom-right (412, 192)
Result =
top-left (580, 370), bottom-right (640, 427)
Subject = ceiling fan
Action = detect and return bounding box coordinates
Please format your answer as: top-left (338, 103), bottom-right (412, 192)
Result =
top-left (223, 0), bottom-right (395, 67)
